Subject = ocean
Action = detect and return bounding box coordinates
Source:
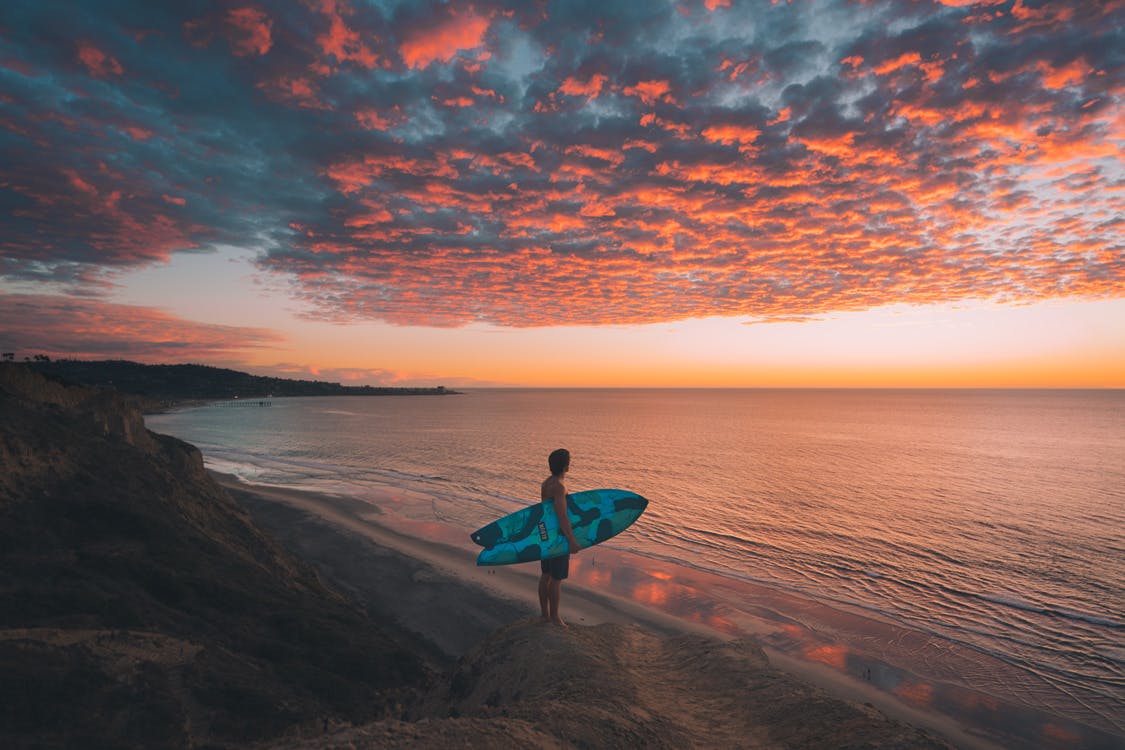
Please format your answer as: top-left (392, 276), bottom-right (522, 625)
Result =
top-left (147, 389), bottom-right (1125, 749)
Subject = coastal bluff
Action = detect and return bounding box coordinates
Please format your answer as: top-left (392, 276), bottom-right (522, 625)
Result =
top-left (0, 364), bottom-right (434, 747)
top-left (0, 364), bottom-right (953, 748)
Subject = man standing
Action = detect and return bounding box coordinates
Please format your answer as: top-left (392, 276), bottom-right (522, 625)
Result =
top-left (539, 448), bottom-right (581, 626)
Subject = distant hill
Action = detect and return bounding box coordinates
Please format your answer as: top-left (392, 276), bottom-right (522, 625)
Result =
top-left (26, 359), bottom-right (455, 402)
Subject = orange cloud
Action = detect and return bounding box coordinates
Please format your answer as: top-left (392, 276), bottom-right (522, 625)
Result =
top-left (579, 200), bottom-right (616, 217)
top-left (623, 138), bottom-right (659, 152)
top-left (64, 169), bottom-right (99, 197)
top-left (471, 84), bottom-right (500, 100)
top-left (701, 124), bottom-right (760, 152)
top-left (400, 8), bottom-right (491, 69)
top-left (640, 112), bottom-right (692, 138)
top-left (324, 153), bottom-right (462, 195)
top-left (1036, 58), bottom-right (1094, 90)
top-left (623, 80), bottom-right (673, 105)
top-left (257, 75), bottom-right (327, 109)
top-left (0, 293), bottom-right (284, 361)
top-left (312, 0), bottom-right (379, 69)
top-left (440, 96), bottom-right (474, 107)
top-left (5, 163), bottom-right (200, 270)
top-left (719, 57), bottom-right (757, 81)
top-left (1009, 0), bottom-right (1076, 33)
top-left (564, 144), bottom-right (625, 167)
top-left (354, 108), bottom-right (396, 130)
top-left (121, 124), bottom-right (153, 141)
top-left (799, 132), bottom-right (857, 160)
top-left (873, 51), bottom-right (921, 76)
top-left (225, 7), bottom-right (273, 57)
top-left (558, 73), bottom-right (608, 98)
top-left (76, 42), bottom-right (123, 77)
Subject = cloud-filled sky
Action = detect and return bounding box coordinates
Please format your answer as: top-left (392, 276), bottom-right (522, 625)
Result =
top-left (1, 0), bottom-right (1122, 386)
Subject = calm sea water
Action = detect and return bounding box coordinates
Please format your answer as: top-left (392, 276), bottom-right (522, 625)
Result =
top-left (148, 389), bottom-right (1125, 746)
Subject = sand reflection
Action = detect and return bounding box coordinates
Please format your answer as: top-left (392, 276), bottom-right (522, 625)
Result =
top-left (804, 643), bottom-right (848, 670)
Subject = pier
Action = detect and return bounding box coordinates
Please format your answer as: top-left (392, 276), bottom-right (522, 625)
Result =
top-left (213, 399), bottom-right (273, 408)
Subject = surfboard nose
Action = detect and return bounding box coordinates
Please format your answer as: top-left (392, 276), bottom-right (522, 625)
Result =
top-left (470, 522), bottom-right (503, 549)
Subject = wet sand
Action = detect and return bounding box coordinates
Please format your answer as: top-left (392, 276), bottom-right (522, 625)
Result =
top-left (214, 473), bottom-right (1011, 750)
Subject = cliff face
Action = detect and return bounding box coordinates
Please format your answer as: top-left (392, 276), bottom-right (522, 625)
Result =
top-left (0, 365), bottom-right (433, 748)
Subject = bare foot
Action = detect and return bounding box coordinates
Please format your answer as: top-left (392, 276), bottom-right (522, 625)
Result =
top-left (550, 617), bottom-right (568, 628)
top-left (539, 615), bottom-right (551, 624)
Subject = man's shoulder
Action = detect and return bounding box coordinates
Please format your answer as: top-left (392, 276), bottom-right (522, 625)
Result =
top-left (542, 476), bottom-right (566, 496)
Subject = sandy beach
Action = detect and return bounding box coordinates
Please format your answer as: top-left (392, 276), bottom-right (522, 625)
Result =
top-left (216, 473), bottom-right (998, 749)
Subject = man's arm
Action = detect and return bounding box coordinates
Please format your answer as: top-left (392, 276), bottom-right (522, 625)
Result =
top-left (552, 485), bottom-right (581, 553)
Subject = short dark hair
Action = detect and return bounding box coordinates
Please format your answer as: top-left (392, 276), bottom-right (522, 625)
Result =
top-left (548, 448), bottom-right (570, 476)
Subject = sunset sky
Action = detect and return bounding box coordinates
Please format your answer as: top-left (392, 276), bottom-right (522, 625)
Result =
top-left (1, 0), bottom-right (1122, 387)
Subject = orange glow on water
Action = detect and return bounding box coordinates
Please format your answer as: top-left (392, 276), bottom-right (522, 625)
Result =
top-left (894, 680), bottom-right (936, 707)
top-left (631, 581), bottom-right (670, 606)
top-left (705, 615), bottom-right (740, 636)
top-left (1042, 723), bottom-right (1082, 745)
top-left (579, 565), bottom-right (612, 588)
top-left (804, 644), bottom-right (848, 669)
top-left (948, 689), bottom-right (1000, 713)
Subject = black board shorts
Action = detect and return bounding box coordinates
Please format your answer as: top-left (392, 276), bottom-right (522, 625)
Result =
top-left (541, 554), bottom-right (570, 581)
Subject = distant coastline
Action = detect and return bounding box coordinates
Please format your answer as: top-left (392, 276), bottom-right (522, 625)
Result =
top-left (24, 359), bottom-right (458, 410)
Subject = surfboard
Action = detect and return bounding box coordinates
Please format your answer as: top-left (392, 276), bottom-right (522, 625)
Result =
top-left (470, 489), bottom-right (648, 566)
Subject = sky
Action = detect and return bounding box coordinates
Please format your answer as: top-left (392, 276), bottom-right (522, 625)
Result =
top-left (0, 0), bottom-right (1122, 387)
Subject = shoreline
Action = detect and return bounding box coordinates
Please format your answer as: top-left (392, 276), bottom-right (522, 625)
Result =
top-left (213, 471), bottom-right (1010, 750)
